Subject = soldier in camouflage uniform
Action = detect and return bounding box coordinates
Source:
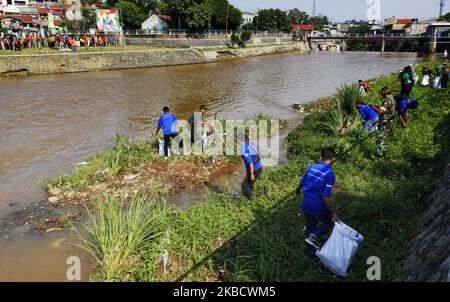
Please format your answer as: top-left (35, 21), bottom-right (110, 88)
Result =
top-left (370, 86), bottom-right (396, 157)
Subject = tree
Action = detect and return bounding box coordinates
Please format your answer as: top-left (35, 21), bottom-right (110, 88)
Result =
top-left (162, 0), bottom-right (212, 29)
top-left (348, 24), bottom-right (371, 35)
top-left (80, 7), bottom-right (96, 29)
top-left (438, 12), bottom-right (450, 21)
top-left (253, 9), bottom-right (289, 32)
top-left (211, 0), bottom-right (242, 30)
top-left (308, 15), bottom-right (329, 31)
top-left (115, 1), bottom-right (147, 29)
top-left (287, 8), bottom-right (309, 25)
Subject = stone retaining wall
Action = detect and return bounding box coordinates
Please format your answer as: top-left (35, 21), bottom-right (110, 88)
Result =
top-left (400, 162), bottom-right (450, 282)
top-left (0, 49), bottom-right (208, 76)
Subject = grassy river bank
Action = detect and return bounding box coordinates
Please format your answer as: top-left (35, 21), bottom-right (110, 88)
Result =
top-left (45, 60), bottom-right (449, 281)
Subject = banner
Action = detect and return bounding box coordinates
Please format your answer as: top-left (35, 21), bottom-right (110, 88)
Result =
top-left (48, 13), bottom-right (55, 29)
top-left (96, 9), bottom-right (121, 33)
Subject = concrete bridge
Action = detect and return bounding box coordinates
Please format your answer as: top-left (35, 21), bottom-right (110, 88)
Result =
top-left (308, 35), bottom-right (450, 54)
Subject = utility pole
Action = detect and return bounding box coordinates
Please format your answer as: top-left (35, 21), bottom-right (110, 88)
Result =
top-left (439, 0), bottom-right (446, 17)
top-left (225, 2), bottom-right (230, 34)
top-left (312, 0), bottom-right (316, 17)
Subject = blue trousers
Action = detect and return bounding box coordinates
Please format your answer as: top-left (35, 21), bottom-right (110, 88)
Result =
top-left (304, 212), bottom-right (333, 238)
top-left (304, 211), bottom-right (333, 257)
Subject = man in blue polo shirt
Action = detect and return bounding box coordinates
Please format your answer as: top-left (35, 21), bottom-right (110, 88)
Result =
top-left (355, 100), bottom-right (379, 134)
top-left (240, 139), bottom-right (263, 200)
top-left (156, 106), bottom-right (179, 157)
top-left (295, 148), bottom-right (338, 258)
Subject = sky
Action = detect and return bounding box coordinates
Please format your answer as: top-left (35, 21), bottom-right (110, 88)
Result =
top-left (229, 0), bottom-right (449, 22)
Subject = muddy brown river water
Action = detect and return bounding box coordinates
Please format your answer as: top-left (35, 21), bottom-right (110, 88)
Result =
top-left (0, 51), bottom-right (424, 281)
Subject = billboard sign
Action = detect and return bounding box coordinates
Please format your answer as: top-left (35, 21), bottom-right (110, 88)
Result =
top-left (96, 9), bottom-right (121, 33)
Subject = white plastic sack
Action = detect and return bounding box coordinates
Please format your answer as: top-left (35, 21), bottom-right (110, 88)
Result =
top-left (316, 220), bottom-right (364, 277)
top-left (158, 139), bottom-right (171, 157)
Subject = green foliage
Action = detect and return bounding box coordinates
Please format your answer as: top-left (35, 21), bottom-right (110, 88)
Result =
top-left (78, 194), bottom-right (168, 281)
top-left (438, 12), bottom-right (450, 22)
top-left (162, 0), bottom-right (242, 30)
top-left (230, 33), bottom-right (239, 47)
top-left (348, 24), bottom-right (372, 35)
top-left (318, 84), bottom-right (360, 135)
top-left (211, 0), bottom-right (242, 30)
top-left (115, 1), bottom-right (147, 29)
top-left (252, 8), bottom-right (290, 32)
top-left (307, 15), bottom-right (329, 31)
top-left (287, 8), bottom-right (309, 25)
top-left (240, 30), bottom-right (252, 43)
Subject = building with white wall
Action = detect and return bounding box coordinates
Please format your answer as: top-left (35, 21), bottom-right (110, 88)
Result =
top-left (242, 12), bottom-right (257, 25)
top-left (141, 14), bottom-right (171, 32)
top-left (2, 0), bottom-right (29, 14)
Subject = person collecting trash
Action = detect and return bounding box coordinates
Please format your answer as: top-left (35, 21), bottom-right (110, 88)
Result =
top-left (188, 104), bottom-right (208, 144)
top-left (358, 80), bottom-right (369, 96)
top-left (395, 95), bottom-right (419, 128)
top-left (295, 148), bottom-right (338, 261)
top-left (355, 100), bottom-right (379, 134)
top-left (156, 106), bottom-right (182, 157)
top-left (240, 134), bottom-right (263, 200)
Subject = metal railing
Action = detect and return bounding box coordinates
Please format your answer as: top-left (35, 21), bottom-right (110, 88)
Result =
top-left (311, 32), bottom-right (450, 38)
top-left (125, 28), bottom-right (293, 38)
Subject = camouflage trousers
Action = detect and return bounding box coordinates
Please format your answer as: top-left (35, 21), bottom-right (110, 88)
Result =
top-left (375, 122), bottom-right (393, 157)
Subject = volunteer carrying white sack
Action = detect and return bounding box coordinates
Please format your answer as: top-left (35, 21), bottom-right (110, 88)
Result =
top-left (295, 147), bottom-right (363, 275)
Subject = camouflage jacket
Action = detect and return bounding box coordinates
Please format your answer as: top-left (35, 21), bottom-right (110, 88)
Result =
top-left (379, 96), bottom-right (396, 125)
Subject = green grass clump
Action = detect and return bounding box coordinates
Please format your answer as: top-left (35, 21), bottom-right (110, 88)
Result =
top-left (78, 194), bottom-right (168, 281)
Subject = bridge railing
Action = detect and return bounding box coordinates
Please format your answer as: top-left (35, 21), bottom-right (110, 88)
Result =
top-left (310, 32), bottom-right (450, 38)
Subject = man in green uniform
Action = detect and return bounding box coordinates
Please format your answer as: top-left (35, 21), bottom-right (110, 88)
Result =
top-left (370, 86), bottom-right (396, 158)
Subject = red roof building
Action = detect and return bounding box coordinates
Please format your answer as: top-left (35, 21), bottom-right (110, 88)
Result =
top-left (395, 19), bottom-right (414, 25)
top-left (157, 15), bottom-right (173, 24)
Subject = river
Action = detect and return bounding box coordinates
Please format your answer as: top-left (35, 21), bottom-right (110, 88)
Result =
top-left (0, 51), bottom-right (424, 281)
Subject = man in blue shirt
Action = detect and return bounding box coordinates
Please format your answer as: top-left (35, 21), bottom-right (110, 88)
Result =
top-left (395, 95), bottom-right (418, 128)
top-left (295, 148), bottom-right (338, 258)
top-left (355, 100), bottom-right (379, 134)
top-left (156, 106), bottom-right (180, 157)
top-left (240, 140), bottom-right (263, 199)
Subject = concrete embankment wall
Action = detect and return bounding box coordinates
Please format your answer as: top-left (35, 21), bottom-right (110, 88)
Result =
top-left (125, 37), bottom-right (293, 48)
top-left (399, 162), bottom-right (450, 282)
top-left (0, 43), bottom-right (309, 76)
top-left (0, 48), bottom-right (208, 76)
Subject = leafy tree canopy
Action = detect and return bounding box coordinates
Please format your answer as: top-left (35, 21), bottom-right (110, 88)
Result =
top-left (287, 8), bottom-right (309, 25)
top-left (114, 1), bottom-right (147, 29)
top-left (162, 0), bottom-right (242, 30)
top-left (253, 8), bottom-right (290, 32)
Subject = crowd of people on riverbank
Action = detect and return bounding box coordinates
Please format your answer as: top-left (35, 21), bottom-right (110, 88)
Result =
top-left (0, 33), bottom-right (119, 52)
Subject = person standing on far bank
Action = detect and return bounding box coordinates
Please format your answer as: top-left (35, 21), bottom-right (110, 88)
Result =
top-left (156, 106), bottom-right (180, 157)
top-left (240, 138), bottom-right (263, 200)
top-left (295, 148), bottom-right (338, 258)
